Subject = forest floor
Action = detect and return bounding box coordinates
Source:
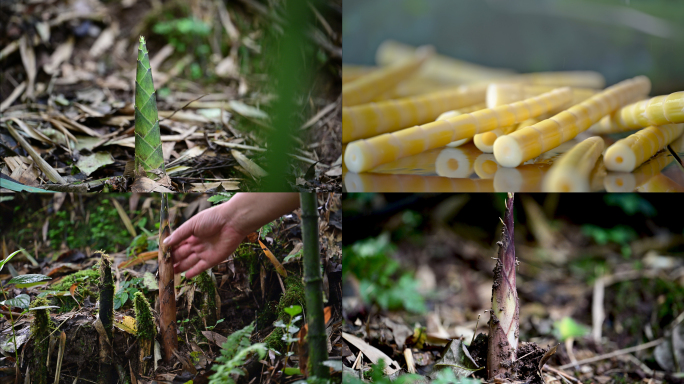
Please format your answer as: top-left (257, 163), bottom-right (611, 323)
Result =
top-left (0, 0), bottom-right (342, 193)
top-left (0, 192), bottom-right (343, 383)
top-left (342, 194), bottom-right (684, 384)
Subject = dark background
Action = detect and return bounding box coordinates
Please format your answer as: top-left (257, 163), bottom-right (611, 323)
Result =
top-left (343, 0), bottom-right (684, 94)
top-left (343, 193), bottom-right (684, 245)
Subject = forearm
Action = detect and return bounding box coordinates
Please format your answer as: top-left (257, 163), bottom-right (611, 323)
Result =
top-left (219, 193), bottom-right (301, 236)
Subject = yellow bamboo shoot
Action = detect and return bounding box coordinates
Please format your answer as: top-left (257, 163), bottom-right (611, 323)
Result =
top-left (342, 85), bottom-right (486, 143)
top-left (603, 124), bottom-right (683, 172)
top-left (344, 87), bottom-right (572, 173)
top-left (542, 136), bottom-right (605, 192)
top-left (493, 76), bottom-right (651, 168)
top-left (343, 47), bottom-right (433, 107)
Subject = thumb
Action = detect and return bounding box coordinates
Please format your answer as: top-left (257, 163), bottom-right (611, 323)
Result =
top-left (163, 217), bottom-right (196, 248)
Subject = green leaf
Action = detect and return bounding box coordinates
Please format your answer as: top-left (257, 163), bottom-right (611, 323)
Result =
top-left (282, 367), bottom-right (301, 376)
top-left (0, 179), bottom-right (54, 193)
top-left (8, 274), bottom-right (51, 288)
top-left (553, 317), bottom-right (590, 341)
top-left (1, 294), bottom-right (30, 309)
top-left (284, 305), bottom-right (302, 318)
top-left (0, 250), bottom-right (22, 272)
top-left (134, 36), bottom-right (165, 177)
top-left (322, 360), bottom-right (343, 372)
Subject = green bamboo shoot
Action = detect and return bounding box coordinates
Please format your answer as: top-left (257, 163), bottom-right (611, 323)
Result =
top-left (135, 36), bottom-right (165, 178)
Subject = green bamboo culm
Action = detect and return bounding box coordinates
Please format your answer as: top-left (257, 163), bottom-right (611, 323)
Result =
top-left (300, 192), bottom-right (329, 379)
top-left (135, 36), bottom-right (165, 178)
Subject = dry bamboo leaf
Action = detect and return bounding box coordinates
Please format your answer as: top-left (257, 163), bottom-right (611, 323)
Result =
top-left (342, 332), bottom-right (401, 375)
top-left (111, 198), bottom-right (136, 237)
top-left (53, 331), bottom-right (66, 384)
top-left (258, 239), bottom-right (287, 277)
top-left (19, 35), bottom-right (36, 100)
top-left (75, 152), bottom-right (114, 176)
top-left (189, 181), bottom-right (240, 192)
top-left (0, 39), bottom-right (19, 61)
top-left (44, 36), bottom-right (74, 75)
top-left (0, 81), bottom-right (26, 112)
top-left (6, 121), bottom-right (66, 184)
top-left (11, 117), bottom-right (53, 144)
top-left (89, 22), bottom-right (119, 57)
top-left (231, 150), bottom-right (267, 178)
top-left (202, 331), bottom-right (227, 347)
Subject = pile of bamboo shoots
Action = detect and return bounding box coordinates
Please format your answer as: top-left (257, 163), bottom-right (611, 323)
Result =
top-left (343, 41), bottom-right (684, 192)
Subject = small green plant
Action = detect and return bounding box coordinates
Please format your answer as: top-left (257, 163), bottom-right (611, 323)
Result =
top-left (152, 18), bottom-right (212, 80)
top-left (207, 192), bottom-right (234, 205)
top-left (209, 322), bottom-right (267, 384)
top-left (0, 250), bottom-right (52, 363)
top-left (342, 360), bottom-right (420, 384)
top-left (581, 224), bottom-right (636, 257)
top-left (432, 368), bottom-right (482, 384)
top-left (274, 305), bottom-right (303, 375)
top-left (344, 234), bottom-right (426, 313)
top-left (552, 317), bottom-right (590, 342)
top-left (114, 277), bottom-right (145, 310)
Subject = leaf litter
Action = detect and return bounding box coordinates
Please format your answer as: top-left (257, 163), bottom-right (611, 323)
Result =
top-left (0, 0), bottom-right (341, 193)
top-left (342, 194), bottom-right (684, 384)
top-left (0, 192), bottom-right (343, 383)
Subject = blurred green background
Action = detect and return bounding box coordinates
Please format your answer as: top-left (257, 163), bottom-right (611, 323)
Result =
top-left (343, 0), bottom-right (684, 94)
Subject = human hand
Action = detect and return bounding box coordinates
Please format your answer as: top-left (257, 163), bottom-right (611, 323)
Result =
top-left (163, 193), bottom-right (301, 279)
top-left (163, 203), bottom-right (246, 279)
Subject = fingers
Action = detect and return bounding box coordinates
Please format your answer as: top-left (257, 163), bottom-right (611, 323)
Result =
top-left (170, 238), bottom-right (199, 263)
top-left (174, 253), bottom-right (200, 274)
top-left (185, 259), bottom-right (211, 279)
top-left (163, 216), bottom-right (197, 248)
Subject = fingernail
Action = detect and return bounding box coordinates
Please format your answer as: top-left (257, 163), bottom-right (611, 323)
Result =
top-left (163, 237), bottom-right (170, 244)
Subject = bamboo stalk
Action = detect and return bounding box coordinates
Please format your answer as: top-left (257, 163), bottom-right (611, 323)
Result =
top-left (158, 193), bottom-right (178, 361)
top-left (488, 193), bottom-right (518, 380)
top-left (98, 252), bottom-right (115, 384)
top-left (300, 192), bottom-right (329, 379)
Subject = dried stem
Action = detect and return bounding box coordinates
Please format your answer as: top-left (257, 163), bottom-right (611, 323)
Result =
top-left (488, 193), bottom-right (519, 379)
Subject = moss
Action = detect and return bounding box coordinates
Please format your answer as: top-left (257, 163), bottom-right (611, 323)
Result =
top-left (193, 271), bottom-right (217, 327)
top-left (51, 268), bottom-right (100, 291)
top-left (234, 243), bottom-right (260, 284)
top-left (276, 275), bottom-right (306, 317)
top-left (52, 268), bottom-right (100, 312)
top-left (264, 327), bottom-right (285, 351)
top-left (134, 292), bottom-right (155, 341)
top-left (30, 297), bottom-right (54, 384)
top-left (264, 276), bottom-right (306, 353)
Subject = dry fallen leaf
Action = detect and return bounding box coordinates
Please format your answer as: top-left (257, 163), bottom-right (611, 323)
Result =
top-left (258, 239), bottom-right (287, 277)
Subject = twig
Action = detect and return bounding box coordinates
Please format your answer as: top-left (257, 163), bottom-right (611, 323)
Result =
top-left (160, 94), bottom-right (207, 122)
top-left (544, 365), bottom-right (580, 383)
top-left (558, 338), bottom-right (664, 370)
